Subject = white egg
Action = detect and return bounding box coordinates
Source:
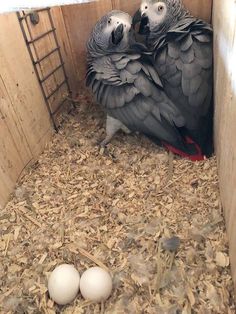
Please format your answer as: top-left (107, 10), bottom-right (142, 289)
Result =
top-left (80, 267), bottom-right (112, 302)
top-left (48, 264), bottom-right (80, 305)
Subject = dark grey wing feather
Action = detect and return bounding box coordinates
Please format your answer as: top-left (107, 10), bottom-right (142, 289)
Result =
top-left (168, 41), bottom-right (180, 59)
top-left (190, 74), bottom-right (202, 94)
top-left (194, 34), bottom-right (211, 42)
top-left (162, 63), bottom-right (178, 80)
top-left (86, 53), bottom-right (190, 151)
top-left (168, 71), bottom-right (182, 87)
top-left (189, 80), bottom-right (209, 107)
top-left (126, 61), bottom-right (142, 75)
top-left (181, 34), bottom-right (193, 51)
top-left (158, 48), bottom-right (167, 65)
top-left (182, 62), bottom-right (202, 79)
top-left (182, 76), bottom-right (191, 97)
top-left (180, 46), bottom-right (195, 63)
top-left (153, 24), bottom-right (213, 153)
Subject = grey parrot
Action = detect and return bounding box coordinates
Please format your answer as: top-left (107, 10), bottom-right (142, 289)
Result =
top-left (133, 0), bottom-right (213, 160)
top-left (86, 10), bottom-right (206, 158)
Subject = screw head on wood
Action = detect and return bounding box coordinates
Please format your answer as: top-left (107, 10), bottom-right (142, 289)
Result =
top-left (29, 12), bottom-right (40, 25)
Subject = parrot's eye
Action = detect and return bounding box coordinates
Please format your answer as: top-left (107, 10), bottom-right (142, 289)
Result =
top-left (108, 19), bottom-right (111, 24)
top-left (145, 6), bottom-right (148, 9)
top-left (158, 5), bottom-right (164, 12)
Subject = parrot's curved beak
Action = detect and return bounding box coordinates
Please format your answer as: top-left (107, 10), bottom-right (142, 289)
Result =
top-left (132, 10), bottom-right (150, 35)
top-left (111, 23), bottom-right (124, 45)
top-left (132, 9), bottom-right (142, 28)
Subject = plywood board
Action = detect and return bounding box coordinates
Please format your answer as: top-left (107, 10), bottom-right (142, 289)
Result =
top-left (213, 0), bottom-right (236, 291)
top-left (183, 0), bottom-right (212, 23)
top-left (111, 0), bottom-right (141, 15)
top-left (0, 80), bottom-right (30, 209)
top-left (51, 6), bottom-right (78, 97)
top-left (0, 13), bottom-right (52, 207)
top-left (112, 0), bottom-right (212, 22)
top-left (20, 10), bottom-right (67, 112)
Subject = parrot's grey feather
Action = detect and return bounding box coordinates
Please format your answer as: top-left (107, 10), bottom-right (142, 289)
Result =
top-left (181, 34), bottom-right (193, 51)
top-left (182, 62), bottom-right (202, 79)
top-left (175, 59), bottom-right (184, 70)
top-left (86, 10), bottom-right (214, 156)
top-left (158, 48), bottom-right (167, 65)
top-left (126, 54), bottom-right (141, 60)
top-left (91, 79), bottom-right (100, 94)
top-left (201, 85), bottom-right (212, 116)
top-left (124, 86), bottom-right (139, 103)
top-left (189, 81), bottom-right (208, 107)
top-left (134, 74), bottom-right (152, 97)
top-left (120, 69), bottom-right (136, 83)
top-left (190, 74), bottom-right (202, 94)
top-left (167, 71), bottom-right (181, 88)
top-left (126, 61), bottom-right (142, 74)
top-left (180, 47), bottom-right (195, 63)
top-left (146, 64), bottom-right (164, 87)
top-left (115, 57), bottom-right (131, 70)
top-left (130, 98), bottom-right (151, 121)
top-left (195, 57), bottom-right (212, 69)
top-left (97, 82), bottom-right (106, 102)
top-left (168, 41), bottom-right (180, 59)
top-left (87, 50), bottom-right (188, 150)
top-left (162, 64), bottom-right (178, 80)
top-left (182, 76), bottom-right (191, 97)
top-left (143, 114), bottom-right (182, 144)
top-left (159, 64), bottom-right (167, 75)
top-left (194, 34), bottom-right (211, 43)
top-left (111, 54), bottom-right (125, 62)
top-left (193, 42), bottom-right (212, 59)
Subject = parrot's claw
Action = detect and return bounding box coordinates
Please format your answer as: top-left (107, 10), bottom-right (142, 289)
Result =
top-left (96, 138), bottom-right (109, 156)
top-left (97, 138), bottom-right (117, 160)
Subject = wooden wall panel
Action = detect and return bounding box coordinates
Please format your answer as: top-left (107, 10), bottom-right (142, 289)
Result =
top-left (213, 0), bottom-right (236, 291)
top-left (182, 0), bottom-right (212, 23)
top-left (0, 13), bottom-right (52, 208)
top-left (20, 10), bottom-right (67, 113)
top-left (0, 80), bottom-right (31, 207)
top-left (58, 0), bottom-right (212, 90)
top-left (51, 6), bottom-right (78, 97)
top-left (112, 0), bottom-right (141, 15)
top-left (112, 0), bottom-right (212, 22)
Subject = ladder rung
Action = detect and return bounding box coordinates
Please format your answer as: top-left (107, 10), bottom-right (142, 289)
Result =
top-left (52, 97), bottom-right (68, 115)
top-left (46, 80), bottom-right (67, 99)
top-left (27, 28), bottom-right (55, 44)
top-left (40, 63), bottom-right (64, 83)
top-left (34, 47), bottom-right (60, 64)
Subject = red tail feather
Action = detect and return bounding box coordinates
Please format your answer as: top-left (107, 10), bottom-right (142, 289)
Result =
top-left (163, 137), bottom-right (205, 161)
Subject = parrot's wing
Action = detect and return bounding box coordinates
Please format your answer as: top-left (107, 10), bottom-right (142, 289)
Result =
top-left (153, 21), bottom-right (213, 154)
top-left (86, 53), bottom-right (198, 153)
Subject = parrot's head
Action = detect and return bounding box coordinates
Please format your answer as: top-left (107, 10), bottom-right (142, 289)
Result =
top-left (133, 0), bottom-right (187, 35)
top-left (88, 10), bottom-right (132, 56)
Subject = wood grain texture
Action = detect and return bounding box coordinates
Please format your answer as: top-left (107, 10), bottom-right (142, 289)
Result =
top-left (20, 10), bottom-right (67, 112)
top-left (213, 0), bottom-right (236, 291)
top-left (0, 13), bottom-right (52, 208)
top-left (112, 0), bottom-right (212, 22)
top-left (51, 6), bottom-right (78, 97)
top-left (111, 0), bottom-right (141, 15)
top-left (0, 79), bottom-right (30, 207)
top-left (183, 0), bottom-right (212, 23)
